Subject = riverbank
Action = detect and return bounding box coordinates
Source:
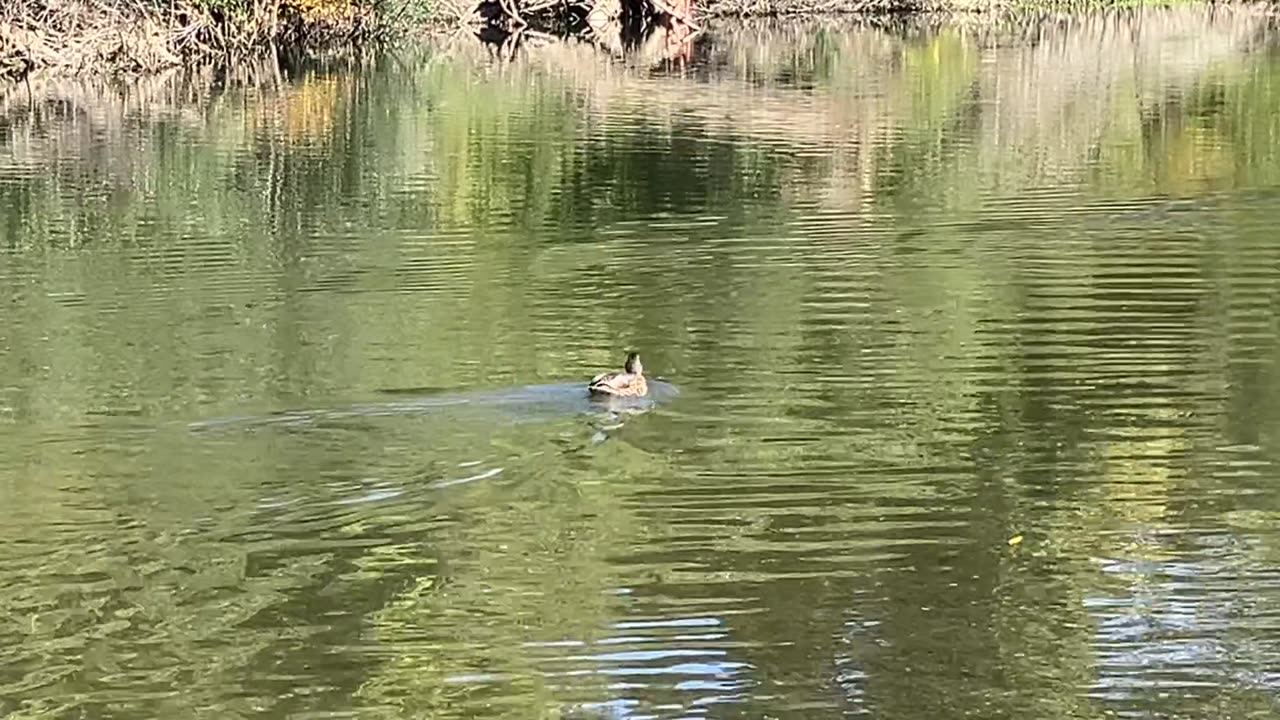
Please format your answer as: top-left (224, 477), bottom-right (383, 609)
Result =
top-left (0, 0), bottom-right (1268, 80)
top-left (1, 0), bottom-right (413, 81)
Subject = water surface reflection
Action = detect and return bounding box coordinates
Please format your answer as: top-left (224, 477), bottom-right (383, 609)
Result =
top-left (3, 7), bottom-right (1280, 719)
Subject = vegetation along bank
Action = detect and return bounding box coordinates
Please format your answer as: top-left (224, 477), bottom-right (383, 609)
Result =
top-left (0, 0), bottom-right (1272, 81)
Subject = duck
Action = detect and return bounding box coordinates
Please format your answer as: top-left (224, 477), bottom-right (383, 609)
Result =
top-left (588, 351), bottom-right (649, 398)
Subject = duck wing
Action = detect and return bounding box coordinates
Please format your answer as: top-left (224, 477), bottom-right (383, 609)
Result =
top-left (588, 372), bottom-right (629, 394)
top-left (588, 372), bottom-right (648, 397)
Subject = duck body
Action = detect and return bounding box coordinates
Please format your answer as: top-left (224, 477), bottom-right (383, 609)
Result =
top-left (588, 352), bottom-right (649, 398)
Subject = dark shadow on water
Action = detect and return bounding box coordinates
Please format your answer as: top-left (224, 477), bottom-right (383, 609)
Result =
top-left (472, 11), bottom-right (702, 69)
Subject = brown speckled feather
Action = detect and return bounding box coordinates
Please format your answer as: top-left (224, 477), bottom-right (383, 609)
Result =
top-left (588, 352), bottom-right (649, 397)
top-left (588, 371), bottom-right (648, 397)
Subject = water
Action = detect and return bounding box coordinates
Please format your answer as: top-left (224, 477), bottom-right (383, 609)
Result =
top-left (3, 6), bottom-right (1280, 718)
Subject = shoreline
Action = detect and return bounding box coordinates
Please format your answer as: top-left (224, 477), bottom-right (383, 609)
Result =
top-left (1, 0), bottom-right (1273, 81)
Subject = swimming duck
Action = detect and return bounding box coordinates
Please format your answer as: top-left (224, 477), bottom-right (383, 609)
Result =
top-left (588, 352), bottom-right (649, 398)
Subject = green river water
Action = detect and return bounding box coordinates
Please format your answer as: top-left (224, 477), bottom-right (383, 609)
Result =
top-left (4, 7), bottom-right (1280, 719)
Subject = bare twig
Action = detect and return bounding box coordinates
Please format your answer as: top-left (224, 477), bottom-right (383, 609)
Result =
top-left (520, 0), bottom-right (561, 13)
top-left (499, 0), bottom-right (529, 27)
top-left (650, 0), bottom-right (702, 29)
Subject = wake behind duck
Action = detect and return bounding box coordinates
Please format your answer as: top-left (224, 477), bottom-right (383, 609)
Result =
top-left (188, 367), bottom-right (677, 434)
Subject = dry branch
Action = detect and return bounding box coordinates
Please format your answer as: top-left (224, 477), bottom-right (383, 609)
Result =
top-left (473, 0), bottom-right (701, 50)
top-left (0, 0), bottom-right (405, 81)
